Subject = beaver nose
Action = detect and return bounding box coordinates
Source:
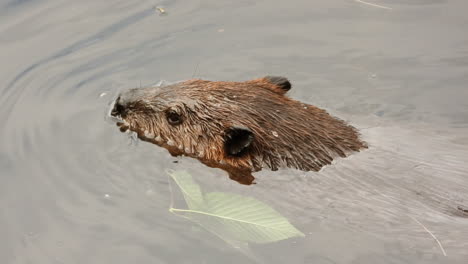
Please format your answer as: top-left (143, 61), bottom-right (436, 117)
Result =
top-left (111, 96), bottom-right (126, 117)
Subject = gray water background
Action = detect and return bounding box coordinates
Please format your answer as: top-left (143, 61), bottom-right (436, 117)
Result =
top-left (1, 0), bottom-right (468, 263)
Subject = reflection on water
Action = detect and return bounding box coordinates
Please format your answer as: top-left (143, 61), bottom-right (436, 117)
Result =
top-left (1, 0), bottom-right (468, 263)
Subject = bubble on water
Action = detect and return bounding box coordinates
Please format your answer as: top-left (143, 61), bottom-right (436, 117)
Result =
top-left (104, 194), bottom-right (110, 199)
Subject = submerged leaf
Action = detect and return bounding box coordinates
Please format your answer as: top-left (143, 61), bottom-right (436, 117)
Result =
top-left (168, 171), bottom-right (304, 244)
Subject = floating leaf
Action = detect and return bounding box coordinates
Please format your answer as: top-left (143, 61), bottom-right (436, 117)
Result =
top-left (167, 170), bottom-right (203, 209)
top-left (168, 171), bottom-right (304, 245)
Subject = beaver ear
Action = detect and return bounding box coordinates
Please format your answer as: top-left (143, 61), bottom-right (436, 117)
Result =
top-left (264, 76), bottom-right (291, 92)
top-left (224, 126), bottom-right (254, 157)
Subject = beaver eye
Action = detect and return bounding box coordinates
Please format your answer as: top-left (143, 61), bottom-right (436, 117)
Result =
top-left (166, 110), bottom-right (183, 125)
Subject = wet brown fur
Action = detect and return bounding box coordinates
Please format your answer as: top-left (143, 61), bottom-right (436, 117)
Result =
top-left (112, 77), bottom-right (367, 185)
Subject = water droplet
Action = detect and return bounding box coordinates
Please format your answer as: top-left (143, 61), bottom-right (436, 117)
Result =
top-left (144, 130), bottom-right (154, 138)
top-left (272, 131), bottom-right (279, 137)
top-left (153, 80), bottom-right (164, 87)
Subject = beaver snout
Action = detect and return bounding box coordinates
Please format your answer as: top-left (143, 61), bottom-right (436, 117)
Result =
top-left (111, 87), bottom-right (159, 118)
top-left (111, 96), bottom-right (127, 117)
top-left (111, 88), bottom-right (143, 117)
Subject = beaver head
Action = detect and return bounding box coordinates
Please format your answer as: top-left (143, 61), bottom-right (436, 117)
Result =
top-left (110, 76), bottom-right (367, 185)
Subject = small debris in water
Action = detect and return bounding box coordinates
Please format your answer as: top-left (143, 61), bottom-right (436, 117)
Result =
top-left (410, 216), bottom-right (447, 256)
top-left (155, 6), bottom-right (167, 15)
top-left (457, 206), bottom-right (468, 213)
top-left (354, 0), bottom-right (392, 10)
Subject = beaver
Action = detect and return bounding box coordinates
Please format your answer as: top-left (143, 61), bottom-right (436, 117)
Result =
top-left (110, 76), bottom-right (367, 185)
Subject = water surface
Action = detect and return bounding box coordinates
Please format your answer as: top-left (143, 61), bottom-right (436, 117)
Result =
top-left (1, 0), bottom-right (468, 263)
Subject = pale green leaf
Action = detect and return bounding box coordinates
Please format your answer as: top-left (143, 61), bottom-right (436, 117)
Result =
top-left (168, 170), bottom-right (203, 209)
top-left (168, 171), bottom-right (304, 244)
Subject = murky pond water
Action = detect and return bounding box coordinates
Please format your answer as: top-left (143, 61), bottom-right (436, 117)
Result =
top-left (1, 0), bottom-right (468, 263)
